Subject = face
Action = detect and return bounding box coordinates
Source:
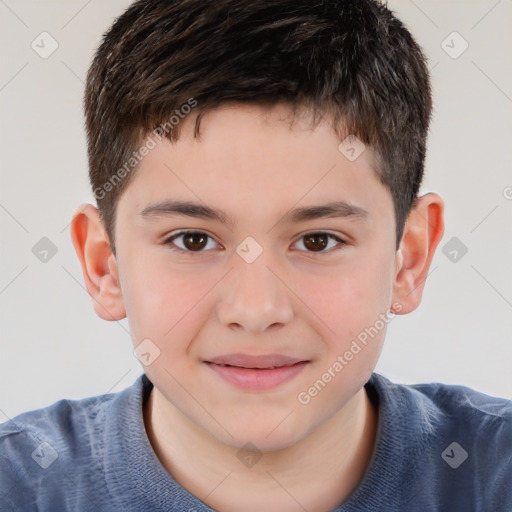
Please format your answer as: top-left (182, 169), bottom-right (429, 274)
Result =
top-left (113, 103), bottom-right (401, 451)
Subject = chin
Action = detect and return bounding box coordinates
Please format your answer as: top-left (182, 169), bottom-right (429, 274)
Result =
top-left (211, 417), bottom-right (310, 454)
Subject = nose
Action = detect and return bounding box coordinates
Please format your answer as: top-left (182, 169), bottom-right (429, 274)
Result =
top-left (216, 256), bottom-right (294, 333)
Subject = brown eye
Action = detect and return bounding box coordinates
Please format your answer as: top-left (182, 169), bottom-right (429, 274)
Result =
top-left (166, 231), bottom-right (219, 253)
top-left (182, 232), bottom-right (208, 251)
top-left (294, 232), bottom-right (345, 253)
top-left (303, 233), bottom-right (329, 251)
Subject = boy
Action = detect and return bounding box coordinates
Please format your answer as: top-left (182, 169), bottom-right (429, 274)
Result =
top-left (1, 0), bottom-right (511, 510)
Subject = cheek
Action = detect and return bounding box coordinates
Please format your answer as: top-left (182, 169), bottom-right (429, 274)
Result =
top-left (295, 253), bottom-right (395, 350)
top-left (294, 262), bottom-right (392, 417)
top-left (119, 255), bottom-right (217, 348)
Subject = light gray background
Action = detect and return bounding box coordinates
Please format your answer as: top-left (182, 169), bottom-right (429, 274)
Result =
top-left (1, 0), bottom-right (511, 421)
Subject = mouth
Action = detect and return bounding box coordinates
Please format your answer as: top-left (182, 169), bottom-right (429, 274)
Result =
top-left (204, 354), bottom-right (309, 390)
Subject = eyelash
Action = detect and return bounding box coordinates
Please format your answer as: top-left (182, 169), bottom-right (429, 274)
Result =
top-left (163, 230), bottom-right (347, 255)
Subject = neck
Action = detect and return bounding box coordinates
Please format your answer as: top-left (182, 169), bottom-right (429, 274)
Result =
top-left (144, 387), bottom-right (378, 512)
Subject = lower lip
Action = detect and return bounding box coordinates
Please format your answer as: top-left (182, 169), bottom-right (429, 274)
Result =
top-left (206, 362), bottom-right (308, 391)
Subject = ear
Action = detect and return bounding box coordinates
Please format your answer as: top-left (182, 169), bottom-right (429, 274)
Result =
top-left (391, 193), bottom-right (444, 314)
top-left (70, 203), bottom-right (126, 321)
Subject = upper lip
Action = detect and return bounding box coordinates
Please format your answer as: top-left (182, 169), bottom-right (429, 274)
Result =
top-left (205, 354), bottom-right (308, 369)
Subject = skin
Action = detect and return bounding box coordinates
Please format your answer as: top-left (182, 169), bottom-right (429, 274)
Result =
top-left (71, 103), bottom-right (444, 511)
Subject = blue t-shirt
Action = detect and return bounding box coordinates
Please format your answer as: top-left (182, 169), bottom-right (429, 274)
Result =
top-left (1, 373), bottom-right (511, 511)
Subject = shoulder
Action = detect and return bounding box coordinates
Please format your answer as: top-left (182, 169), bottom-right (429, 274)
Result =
top-left (366, 374), bottom-right (512, 509)
top-left (407, 380), bottom-right (512, 469)
top-left (372, 374), bottom-right (512, 452)
top-left (0, 390), bottom-right (116, 461)
top-left (0, 375), bottom-right (146, 510)
top-left (0, 393), bottom-right (113, 509)
top-left (409, 379), bottom-right (512, 416)
top-left (370, 372), bottom-right (511, 426)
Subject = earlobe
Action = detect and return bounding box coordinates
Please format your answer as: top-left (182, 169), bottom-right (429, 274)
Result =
top-left (391, 193), bottom-right (444, 314)
top-left (70, 203), bottom-right (126, 321)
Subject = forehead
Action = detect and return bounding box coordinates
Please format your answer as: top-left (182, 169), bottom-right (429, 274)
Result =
top-left (117, 103), bottom-right (392, 226)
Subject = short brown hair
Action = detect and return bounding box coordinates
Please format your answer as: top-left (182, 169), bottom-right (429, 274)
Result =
top-left (85, 0), bottom-right (432, 254)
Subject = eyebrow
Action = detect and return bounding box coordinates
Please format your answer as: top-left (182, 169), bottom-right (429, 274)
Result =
top-left (139, 199), bottom-right (368, 228)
